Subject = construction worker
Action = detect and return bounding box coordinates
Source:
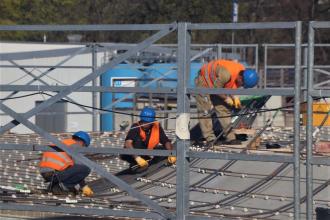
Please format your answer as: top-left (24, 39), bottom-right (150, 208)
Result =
top-left (39, 131), bottom-right (94, 196)
top-left (195, 59), bottom-right (259, 145)
top-left (121, 107), bottom-right (176, 169)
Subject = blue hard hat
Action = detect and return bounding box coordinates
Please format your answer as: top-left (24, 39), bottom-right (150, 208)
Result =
top-left (73, 131), bottom-right (91, 146)
top-left (140, 107), bottom-right (156, 123)
top-left (243, 69), bottom-right (259, 88)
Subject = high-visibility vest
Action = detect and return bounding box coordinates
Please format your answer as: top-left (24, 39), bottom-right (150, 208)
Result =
top-left (39, 139), bottom-right (76, 171)
top-left (200, 59), bottom-right (245, 89)
top-left (139, 122), bottom-right (160, 150)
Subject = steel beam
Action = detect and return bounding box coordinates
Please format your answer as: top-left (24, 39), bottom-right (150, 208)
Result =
top-left (188, 151), bottom-right (294, 163)
top-left (262, 43), bottom-right (330, 47)
top-left (0, 102), bottom-right (172, 219)
top-left (0, 47), bottom-right (90, 60)
top-left (1, 46), bottom-right (88, 101)
top-left (99, 42), bottom-right (175, 55)
top-left (187, 88), bottom-right (295, 96)
top-left (0, 22), bottom-right (177, 135)
top-left (312, 21), bottom-right (330, 28)
top-left (188, 22), bottom-right (296, 30)
top-left (7, 60), bottom-right (92, 114)
top-left (0, 143), bottom-right (176, 156)
top-left (0, 64), bottom-right (91, 69)
top-left (0, 85), bottom-right (176, 93)
top-left (0, 203), bottom-right (161, 219)
top-left (293, 21), bottom-right (302, 220)
top-left (0, 24), bottom-right (174, 31)
top-left (309, 90), bottom-right (330, 97)
top-left (176, 22), bottom-right (191, 220)
top-left (306, 22), bottom-right (315, 220)
top-left (264, 45), bottom-right (268, 88)
top-left (311, 157), bottom-right (330, 166)
top-left (92, 44), bottom-right (98, 131)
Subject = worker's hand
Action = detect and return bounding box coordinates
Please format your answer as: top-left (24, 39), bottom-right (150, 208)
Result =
top-left (224, 97), bottom-right (234, 107)
top-left (82, 185), bottom-right (93, 197)
top-left (233, 96), bottom-right (241, 109)
top-left (135, 156), bottom-right (149, 168)
top-left (167, 156), bottom-right (176, 164)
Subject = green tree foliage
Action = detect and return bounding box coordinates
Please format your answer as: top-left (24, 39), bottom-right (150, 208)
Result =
top-left (0, 0), bottom-right (329, 46)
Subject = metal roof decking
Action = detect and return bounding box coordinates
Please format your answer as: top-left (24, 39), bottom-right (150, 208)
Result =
top-left (0, 129), bottom-right (329, 219)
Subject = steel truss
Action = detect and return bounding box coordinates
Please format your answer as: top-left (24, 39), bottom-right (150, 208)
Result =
top-left (306, 21), bottom-right (330, 220)
top-left (0, 21), bottom-right (328, 220)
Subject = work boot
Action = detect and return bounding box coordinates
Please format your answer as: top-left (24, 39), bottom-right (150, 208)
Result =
top-left (202, 140), bottom-right (215, 148)
top-left (49, 183), bottom-right (77, 195)
top-left (49, 183), bottom-right (68, 195)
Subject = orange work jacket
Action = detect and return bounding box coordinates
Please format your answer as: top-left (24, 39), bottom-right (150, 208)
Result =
top-left (200, 59), bottom-right (245, 89)
top-left (139, 122), bottom-right (160, 150)
top-left (39, 139), bottom-right (76, 171)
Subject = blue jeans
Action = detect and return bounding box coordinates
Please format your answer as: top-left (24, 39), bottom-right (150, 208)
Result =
top-left (42, 164), bottom-right (91, 189)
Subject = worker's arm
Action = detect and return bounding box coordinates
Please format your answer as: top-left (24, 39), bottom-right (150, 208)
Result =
top-left (125, 139), bottom-right (148, 167)
top-left (159, 126), bottom-right (176, 164)
top-left (124, 139), bottom-right (138, 159)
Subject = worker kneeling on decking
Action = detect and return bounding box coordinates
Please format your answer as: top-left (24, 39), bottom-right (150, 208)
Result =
top-left (120, 107), bottom-right (176, 169)
top-left (195, 59), bottom-right (259, 146)
top-left (39, 131), bottom-right (93, 196)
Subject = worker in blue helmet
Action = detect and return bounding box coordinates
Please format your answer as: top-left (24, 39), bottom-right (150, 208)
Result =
top-left (120, 107), bottom-right (176, 169)
top-left (39, 131), bottom-right (93, 196)
top-left (195, 59), bottom-right (259, 146)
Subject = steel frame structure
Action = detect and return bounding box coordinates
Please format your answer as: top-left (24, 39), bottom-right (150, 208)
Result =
top-left (306, 21), bottom-right (330, 220)
top-left (0, 21), bottom-right (327, 219)
top-left (263, 43), bottom-right (330, 89)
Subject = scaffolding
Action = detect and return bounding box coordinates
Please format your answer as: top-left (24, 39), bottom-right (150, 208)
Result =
top-left (0, 21), bottom-right (329, 220)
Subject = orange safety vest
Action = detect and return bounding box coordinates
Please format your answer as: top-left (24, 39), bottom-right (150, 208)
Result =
top-left (200, 59), bottom-right (245, 89)
top-left (139, 122), bottom-right (160, 150)
top-left (39, 139), bottom-right (76, 171)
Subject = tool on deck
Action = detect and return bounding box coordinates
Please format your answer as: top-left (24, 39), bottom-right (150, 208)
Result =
top-left (212, 95), bottom-right (272, 146)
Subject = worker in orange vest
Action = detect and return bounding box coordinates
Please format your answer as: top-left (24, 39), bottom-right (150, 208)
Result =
top-left (195, 59), bottom-right (259, 145)
top-left (120, 107), bottom-right (176, 169)
top-left (39, 131), bottom-right (93, 196)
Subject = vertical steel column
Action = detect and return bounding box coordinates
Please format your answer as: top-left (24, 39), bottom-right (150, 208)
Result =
top-left (176, 22), bottom-right (191, 220)
top-left (263, 45), bottom-right (268, 124)
top-left (92, 44), bottom-right (98, 131)
top-left (217, 44), bottom-right (222, 59)
top-left (165, 94), bottom-right (169, 129)
top-left (263, 45), bottom-right (268, 88)
top-left (255, 45), bottom-right (259, 87)
top-left (303, 46), bottom-right (308, 101)
top-left (306, 21), bottom-right (315, 220)
top-left (293, 21), bottom-right (302, 220)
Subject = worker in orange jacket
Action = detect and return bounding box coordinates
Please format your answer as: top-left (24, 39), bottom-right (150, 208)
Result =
top-left (39, 131), bottom-right (93, 196)
top-left (120, 107), bottom-right (176, 169)
top-left (195, 59), bottom-right (259, 145)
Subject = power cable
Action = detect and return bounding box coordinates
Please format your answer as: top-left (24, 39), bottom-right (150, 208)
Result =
top-left (0, 91), bottom-right (325, 121)
top-left (0, 92), bottom-right (42, 101)
top-left (40, 92), bottom-right (324, 120)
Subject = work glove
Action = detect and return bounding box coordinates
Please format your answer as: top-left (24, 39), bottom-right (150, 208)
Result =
top-left (233, 96), bottom-right (241, 109)
top-left (167, 156), bottom-right (176, 164)
top-left (82, 185), bottom-right (94, 197)
top-left (135, 156), bottom-right (149, 168)
top-left (224, 97), bottom-right (234, 107)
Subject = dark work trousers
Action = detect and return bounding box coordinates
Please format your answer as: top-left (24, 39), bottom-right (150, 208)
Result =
top-left (120, 145), bottom-right (166, 167)
top-left (41, 164), bottom-right (91, 190)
